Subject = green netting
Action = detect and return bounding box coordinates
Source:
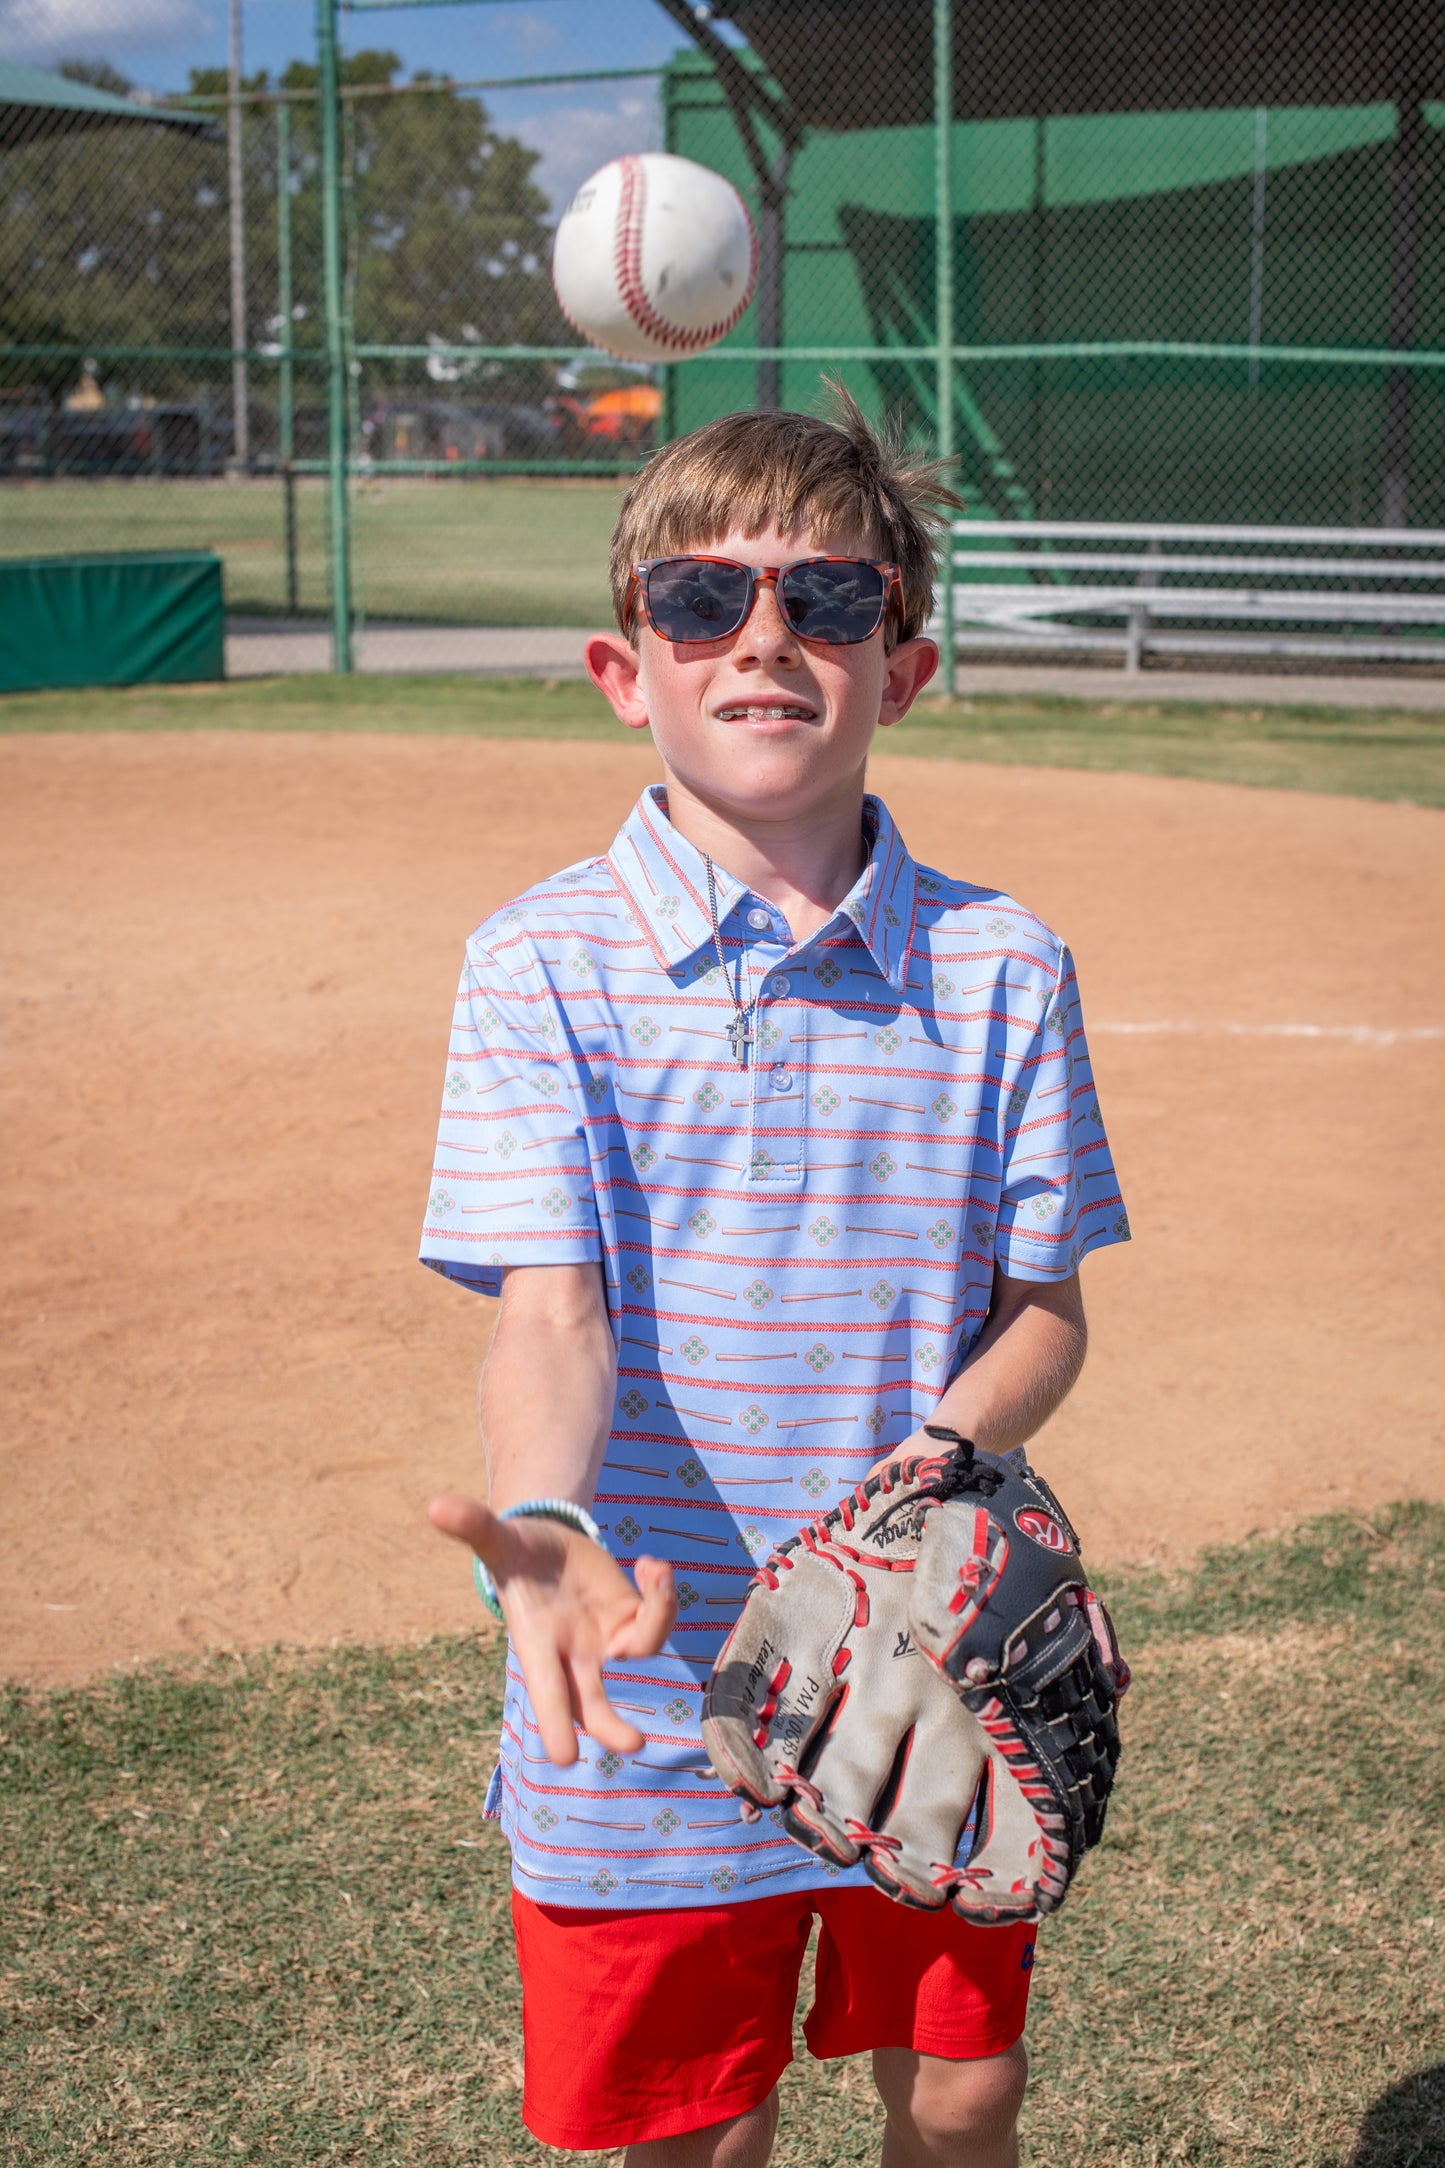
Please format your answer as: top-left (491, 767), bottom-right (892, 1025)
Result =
top-left (6, 6), bottom-right (1445, 668)
top-left (665, 46), bottom-right (1445, 527)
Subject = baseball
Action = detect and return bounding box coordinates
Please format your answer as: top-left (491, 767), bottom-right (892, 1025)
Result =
top-left (551, 152), bottom-right (758, 363)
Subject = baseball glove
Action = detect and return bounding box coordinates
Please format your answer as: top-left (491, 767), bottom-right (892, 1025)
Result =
top-left (701, 1430), bottom-right (1129, 1925)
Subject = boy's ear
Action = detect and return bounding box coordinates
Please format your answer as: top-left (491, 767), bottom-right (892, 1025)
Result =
top-left (586, 633), bottom-right (651, 733)
top-left (876, 635), bottom-right (940, 729)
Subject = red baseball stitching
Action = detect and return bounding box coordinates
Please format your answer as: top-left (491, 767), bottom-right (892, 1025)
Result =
top-left (613, 154), bottom-right (757, 355)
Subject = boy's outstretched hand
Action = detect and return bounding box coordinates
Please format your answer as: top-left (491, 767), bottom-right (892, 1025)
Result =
top-left (428, 1493), bottom-right (677, 1766)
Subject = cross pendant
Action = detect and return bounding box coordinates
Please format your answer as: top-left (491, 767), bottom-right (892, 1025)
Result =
top-left (728, 1014), bottom-right (752, 1065)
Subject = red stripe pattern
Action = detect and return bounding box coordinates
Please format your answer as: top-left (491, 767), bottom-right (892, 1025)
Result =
top-left (419, 786), bottom-right (1128, 1908)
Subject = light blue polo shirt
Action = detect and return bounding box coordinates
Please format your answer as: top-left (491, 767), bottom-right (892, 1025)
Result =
top-left (421, 785), bottom-right (1127, 1908)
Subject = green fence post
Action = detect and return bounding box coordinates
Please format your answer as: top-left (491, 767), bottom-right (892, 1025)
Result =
top-left (276, 97), bottom-right (299, 616)
top-left (316, 0), bottom-right (352, 672)
top-left (934, 0), bottom-right (956, 699)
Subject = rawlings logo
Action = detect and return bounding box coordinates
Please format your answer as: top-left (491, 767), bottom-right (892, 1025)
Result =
top-left (870, 1498), bottom-right (930, 1549)
top-left (1015, 1508), bottom-right (1074, 1554)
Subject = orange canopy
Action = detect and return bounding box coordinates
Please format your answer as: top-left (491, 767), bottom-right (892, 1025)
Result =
top-left (587, 385), bottom-right (663, 422)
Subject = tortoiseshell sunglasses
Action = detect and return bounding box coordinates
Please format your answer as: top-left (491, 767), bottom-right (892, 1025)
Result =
top-left (630, 555), bottom-right (902, 645)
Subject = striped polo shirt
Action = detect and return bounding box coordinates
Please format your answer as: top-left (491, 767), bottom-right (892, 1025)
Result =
top-left (420, 785), bottom-right (1127, 1908)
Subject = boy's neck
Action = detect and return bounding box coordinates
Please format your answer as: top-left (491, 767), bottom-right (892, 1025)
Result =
top-left (660, 769), bottom-right (869, 947)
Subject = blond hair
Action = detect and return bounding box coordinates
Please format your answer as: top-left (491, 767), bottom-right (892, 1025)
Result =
top-left (610, 382), bottom-right (960, 648)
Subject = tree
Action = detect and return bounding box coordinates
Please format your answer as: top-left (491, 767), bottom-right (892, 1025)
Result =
top-left (0, 51), bottom-right (566, 411)
top-left (0, 60), bottom-right (235, 398)
top-left (270, 51), bottom-right (566, 387)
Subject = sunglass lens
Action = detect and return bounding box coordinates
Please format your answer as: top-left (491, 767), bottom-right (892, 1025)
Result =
top-left (646, 558), bottom-right (752, 641)
top-left (780, 560), bottom-right (886, 643)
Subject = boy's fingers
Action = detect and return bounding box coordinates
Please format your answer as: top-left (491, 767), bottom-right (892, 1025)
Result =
top-left (570, 1661), bottom-right (644, 1756)
top-left (426, 1492), bottom-right (515, 1574)
top-left (864, 1437), bottom-right (921, 1482)
top-left (606, 1555), bottom-right (677, 1658)
top-left (518, 1639), bottom-right (582, 1767)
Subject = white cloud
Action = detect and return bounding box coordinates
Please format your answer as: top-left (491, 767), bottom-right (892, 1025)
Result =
top-left (517, 92), bottom-right (663, 222)
top-left (506, 10), bottom-right (564, 58)
top-left (0, 0), bottom-right (213, 64)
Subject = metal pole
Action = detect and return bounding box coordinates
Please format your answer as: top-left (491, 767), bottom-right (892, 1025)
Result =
top-left (754, 147), bottom-right (792, 413)
top-left (1031, 115), bottom-right (1045, 505)
top-left (227, 0), bottom-right (250, 471)
top-left (276, 98), bottom-right (299, 615)
top-left (934, 0), bottom-right (956, 699)
top-left (661, 68), bottom-right (676, 446)
top-left (316, 0), bottom-right (353, 670)
top-left (1247, 107), bottom-right (1267, 395)
top-left (1382, 95), bottom-right (1422, 528)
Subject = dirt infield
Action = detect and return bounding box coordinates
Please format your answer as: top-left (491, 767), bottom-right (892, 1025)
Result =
top-left (4, 730), bottom-right (1441, 1684)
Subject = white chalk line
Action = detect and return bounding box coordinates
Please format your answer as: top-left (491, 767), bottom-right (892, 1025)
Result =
top-left (1095, 1020), bottom-right (1444, 1049)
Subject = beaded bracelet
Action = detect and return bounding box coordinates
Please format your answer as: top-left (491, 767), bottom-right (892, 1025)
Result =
top-left (471, 1497), bottom-right (608, 1623)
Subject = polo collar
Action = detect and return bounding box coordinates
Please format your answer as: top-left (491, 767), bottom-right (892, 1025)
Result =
top-left (606, 785), bottom-right (918, 993)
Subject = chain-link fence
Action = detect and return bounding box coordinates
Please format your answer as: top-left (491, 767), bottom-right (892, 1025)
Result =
top-left (676, 7), bottom-right (1445, 536)
top-left (340, 58), bottom-right (665, 663)
top-left (5, 1), bottom-right (1445, 679)
top-left (0, 51), bottom-right (647, 674)
top-left (1, 80), bottom-right (328, 638)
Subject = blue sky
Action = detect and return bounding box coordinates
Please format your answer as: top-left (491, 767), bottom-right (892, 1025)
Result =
top-left (0, 1), bottom-right (724, 214)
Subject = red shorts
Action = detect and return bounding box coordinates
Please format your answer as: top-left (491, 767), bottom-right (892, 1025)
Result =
top-left (511, 1885), bottom-right (1037, 2151)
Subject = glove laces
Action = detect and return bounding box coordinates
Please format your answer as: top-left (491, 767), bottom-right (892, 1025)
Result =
top-left (921, 1426), bottom-right (1006, 1499)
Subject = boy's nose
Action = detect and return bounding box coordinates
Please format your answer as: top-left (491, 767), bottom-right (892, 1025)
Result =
top-left (736, 571), bottom-right (800, 657)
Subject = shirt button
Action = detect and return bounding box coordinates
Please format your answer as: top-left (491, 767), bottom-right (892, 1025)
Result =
top-left (747, 907), bottom-right (770, 931)
top-left (771, 1066), bottom-right (793, 1090)
top-left (768, 976), bottom-right (791, 998)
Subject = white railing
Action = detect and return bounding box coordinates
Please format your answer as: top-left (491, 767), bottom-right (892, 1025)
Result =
top-left (937, 520), bottom-right (1445, 671)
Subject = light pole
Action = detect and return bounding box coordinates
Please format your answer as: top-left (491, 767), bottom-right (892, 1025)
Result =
top-left (317, 0), bottom-right (353, 670)
top-left (934, 0), bottom-right (956, 698)
top-left (227, 0), bottom-right (249, 471)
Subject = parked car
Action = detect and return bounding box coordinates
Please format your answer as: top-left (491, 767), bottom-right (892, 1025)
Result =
top-left (363, 398), bottom-right (563, 465)
top-left (0, 400), bottom-right (50, 475)
top-left (0, 400), bottom-right (219, 477)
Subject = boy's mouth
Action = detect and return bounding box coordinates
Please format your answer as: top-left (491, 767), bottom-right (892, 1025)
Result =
top-left (713, 702), bottom-right (818, 722)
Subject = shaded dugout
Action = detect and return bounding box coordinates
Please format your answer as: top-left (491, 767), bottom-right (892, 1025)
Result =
top-left (665, 1), bottom-right (1445, 527)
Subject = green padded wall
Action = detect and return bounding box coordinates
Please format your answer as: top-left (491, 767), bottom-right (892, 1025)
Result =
top-left (0, 550), bottom-right (224, 693)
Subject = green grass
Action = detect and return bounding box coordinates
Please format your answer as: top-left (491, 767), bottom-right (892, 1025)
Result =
top-left (0, 477), bottom-right (626, 626)
top-left (894, 689), bottom-right (1445, 805)
top-left (3, 1505), bottom-right (1442, 2166)
top-left (0, 671), bottom-right (624, 740)
top-left (4, 671), bottom-right (1445, 806)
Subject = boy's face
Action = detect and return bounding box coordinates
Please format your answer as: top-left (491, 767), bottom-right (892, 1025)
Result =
top-left (585, 523), bottom-right (938, 829)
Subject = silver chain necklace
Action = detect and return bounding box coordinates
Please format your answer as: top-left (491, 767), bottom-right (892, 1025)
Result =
top-left (704, 855), bottom-right (760, 1066)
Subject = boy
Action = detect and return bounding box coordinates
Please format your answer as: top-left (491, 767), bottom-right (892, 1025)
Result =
top-left (422, 390), bottom-right (1128, 2166)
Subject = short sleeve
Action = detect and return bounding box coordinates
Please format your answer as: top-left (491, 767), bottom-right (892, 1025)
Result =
top-left (418, 937), bottom-right (602, 1298)
top-left (993, 943), bottom-right (1129, 1280)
